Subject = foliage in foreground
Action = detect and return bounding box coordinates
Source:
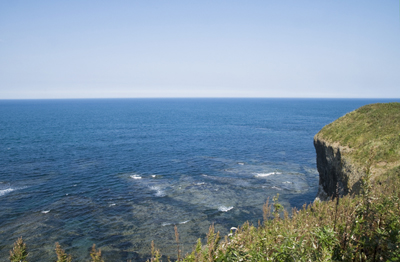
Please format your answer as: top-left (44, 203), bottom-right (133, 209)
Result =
top-left (150, 166), bottom-right (400, 262)
top-left (9, 237), bottom-right (28, 262)
top-left (8, 167), bottom-right (400, 262)
top-left (7, 240), bottom-right (103, 262)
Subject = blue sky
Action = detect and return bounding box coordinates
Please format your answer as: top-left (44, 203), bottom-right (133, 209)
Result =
top-left (0, 1), bottom-right (399, 99)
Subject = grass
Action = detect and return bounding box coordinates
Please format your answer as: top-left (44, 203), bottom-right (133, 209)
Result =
top-left (10, 174), bottom-right (400, 261)
top-left (9, 237), bottom-right (28, 262)
top-left (176, 166), bottom-right (400, 262)
top-left (315, 102), bottom-right (400, 170)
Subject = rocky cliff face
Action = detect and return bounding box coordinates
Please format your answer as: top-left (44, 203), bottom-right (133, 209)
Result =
top-left (313, 103), bottom-right (400, 201)
top-left (314, 134), bottom-right (365, 201)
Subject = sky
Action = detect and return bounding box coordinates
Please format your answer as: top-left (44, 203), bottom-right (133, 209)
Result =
top-left (0, 1), bottom-right (399, 99)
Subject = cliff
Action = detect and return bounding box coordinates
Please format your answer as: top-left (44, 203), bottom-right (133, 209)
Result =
top-left (314, 102), bottom-right (400, 201)
top-left (314, 135), bottom-right (365, 200)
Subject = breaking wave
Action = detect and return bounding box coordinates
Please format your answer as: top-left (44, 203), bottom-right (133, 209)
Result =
top-left (150, 186), bottom-right (166, 197)
top-left (0, 188), bottom-right (15, 196)
top-left (255, 172), bottom-right (282, 177)
top-left (218, 206), bottom-right (233, 212)
top-left (130, 174), bottom-right (142, 179)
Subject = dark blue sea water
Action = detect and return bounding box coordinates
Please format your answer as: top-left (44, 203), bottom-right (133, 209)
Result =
top-left (0, 98), bottom-right (398, 261)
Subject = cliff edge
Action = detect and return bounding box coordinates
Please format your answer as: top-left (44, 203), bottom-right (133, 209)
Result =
top-left (314, 102), bottom-right (400, 201)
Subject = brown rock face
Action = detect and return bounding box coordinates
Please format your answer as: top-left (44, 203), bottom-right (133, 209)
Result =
top-left (314, 135), bottom-right (364, 201)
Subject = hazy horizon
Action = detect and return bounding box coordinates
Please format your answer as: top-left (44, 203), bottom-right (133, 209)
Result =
top-left (1, 1), bottom-right (399, 99)
top-left (3, 96), bottom-right (400, 100)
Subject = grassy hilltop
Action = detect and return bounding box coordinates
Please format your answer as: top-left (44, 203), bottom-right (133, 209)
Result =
top-left (8, 103), bottom-right (400, 262)
top-left (314, 102), bottom-right (400, 198)
top-left (316, 102), bottom-right (400, 175)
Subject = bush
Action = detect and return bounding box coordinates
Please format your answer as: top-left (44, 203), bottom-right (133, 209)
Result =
top-left (55, 242), bottom-right (72, 262)
top-left (9, 237), bottom-right (28, 262)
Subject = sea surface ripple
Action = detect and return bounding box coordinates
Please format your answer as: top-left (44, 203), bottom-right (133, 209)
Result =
top-left (0, 98), bottom-right (396, 261)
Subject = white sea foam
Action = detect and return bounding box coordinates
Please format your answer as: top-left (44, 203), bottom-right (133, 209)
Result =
top-left (271, 186), bottom-right (282, 190)
top-left (255, 172), bottom-right (282, 177)
top-left (130, 174), bottom-right (142, 179)
top-left (162, 220), bottom-right (189, 226)
top-left (150, 186), bottom-right (166, 197)
top-left (218, 206), bottom-right (233, 212)
top-left (0, 186), bottom-right (27, 197)
top-left (151, 175), bottom-right (156, 178)
top-left (195, 182), bottom-right (205, 185)
top-left (237, 162), bottom-right (245, 165)
top-left (41, 210), bottom-right (50, 214)
top-left (0, 188), bottom-right (15, 196)
top-left (109, 203), bottom-right (116, 207)
top-left (282, 181), bottom-right (293, 184)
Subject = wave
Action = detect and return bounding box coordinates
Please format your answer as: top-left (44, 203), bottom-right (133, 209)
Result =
top-left (0, 186), bottom-right (26, 197)
top-left (0, 188), bottom-right (15, 196)
top-left (255, 172), bottom-right (282, 177)
top-left (41, 210), bottom-right (50, 214)
top-left (218, 206), bottom-right (233, 212)
top-left (150, 186), bottom-right (166, 197)
top-left (162, 220), bottom-right (190, 226)
top-left (130, 174), bottom-right (142, 179)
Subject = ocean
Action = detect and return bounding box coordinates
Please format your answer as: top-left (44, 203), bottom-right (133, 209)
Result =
top-left (0, 98), bottom-right (397, 261)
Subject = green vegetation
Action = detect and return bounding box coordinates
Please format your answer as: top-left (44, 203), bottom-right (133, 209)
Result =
top-left (7, 103), bottom-right (400, 261)
top-left (9, 175), bottom-right (400, 261)
top-left (8, 239), bottom-right (103, 262)
top-left (9, 237), bottom-right (28, 262)
top-left (55, 242), bottom-right (72, 262)
top-left (157, 103), bottom-right (400, 261)
top-left (316, 102), bottom-right (400, 169)
top-left (90, 244), bottom-right (104, 262)
top-left (176, 166), bottom-right (400, 261)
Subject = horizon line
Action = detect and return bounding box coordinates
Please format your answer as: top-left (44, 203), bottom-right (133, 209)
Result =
top-left (1, 97), bottom-right (400, 101)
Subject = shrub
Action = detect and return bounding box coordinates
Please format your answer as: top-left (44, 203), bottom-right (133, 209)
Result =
top-left (55, 242), bottom-right (72, 262)
top-left (90, 244), bottom-right (104, 262)
top-left (9, 237), bottom-right (28, 262)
